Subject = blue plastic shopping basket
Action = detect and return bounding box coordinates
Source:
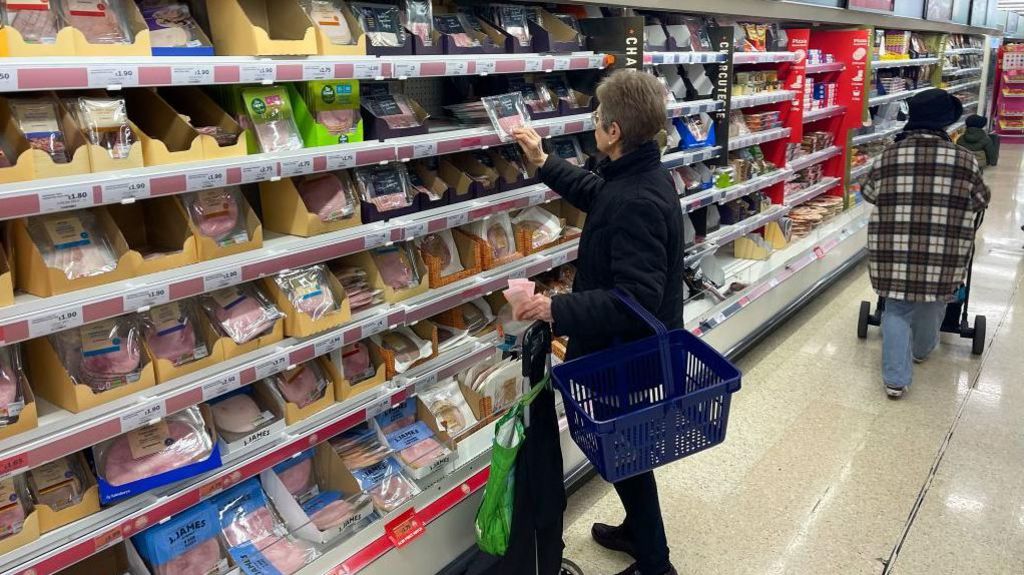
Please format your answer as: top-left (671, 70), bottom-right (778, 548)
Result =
top-left (551, 289), bottom-right (742, 483)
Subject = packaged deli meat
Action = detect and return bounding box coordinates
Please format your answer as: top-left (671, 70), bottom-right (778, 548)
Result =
top-left (296, 172), bottom-right (357, 223)
top-left (213, 479), bottom-right (317, 575)
top-left (351, 2), bottom-right (406, 48)
top-left (200, 283), bottom-right (283, 345)
top-left (273, 265), bottom-right (341, 321)
top-left (302, 79), bottom-right (362, 142)
top-left (3, 1), bottom-right (62, 44)
top-left (433, 13), bottom-right (479, 48)
top-left (0, 346), bottom-right (27, 428)
top-left (373, 396), bottom-right (416, 434)
top-left (362, 93), bottom-right (423, 130)
top-left (133, 500), bottom-right (228, 575)
top-left (302, 490), bottom-right (372, 532)
top-left (550, 136), bottom-right (585, 166)
top-left (60, 0), bottom-right (133, 44)
top-left (27, 455), bottom-right (85, 512)
top-left (340, 342), bottom-right (375, 383)
top-left (9, 96), bottom-right (70, 163)
top-left (27, 210), bottom-right (119, 280)
top-left (139, 0), bottom-right (214, 52)
top-left (94, 406), bottom-right (213, 487)
top-left (361, 461), bottom-right (419, 512)
top-left (208, 389), bottom-right (279, 444)
top-left (267, 360), bottom-right (330, 408)
top-left (512, 206), bottom-right (562, 250)
top-left (370, 243), bottom-right (421, 290)
top-left (481, 93), bottom-right (531, 142)
top-left (142, 300), bottom-right (210, 367)
top-left (417, 229), bottom-right (464, 276)
top-left (403, 0), bottom-right (431, 47)
top-left (300, 0), bottom-right (356, 45)
top-left (331, 265), bottom-right (383, 312)
top-left (181, 187), bottom-right (250, 246)
top-left (51, 317), bottom-right (144, 392)
top-left (0, 476), bottom-right (31, 543)
top-left (353, 162), bottom-right (415, 212)
top-left (420, 378), bottom-right (477, 436)
top-left (272, 449), bottom-right (317, 501)
top-left (329, 423), bottom-right (392, 470)
top-left (372, 327), bottom-right (430, 373)
top-left (464, 211), bottom-right (515, 261)
top-left (384, 420), bottom-right (451, 473)
top-left (241, 86), bottom-right (304, 153)
top-left (434, 322), bottom-right (468, 352)
top-left (68, 96), bottom-right (135, 159)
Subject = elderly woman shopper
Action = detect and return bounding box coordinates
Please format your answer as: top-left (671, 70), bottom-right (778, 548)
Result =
top-left (512, 69), bottom-right (681, 575)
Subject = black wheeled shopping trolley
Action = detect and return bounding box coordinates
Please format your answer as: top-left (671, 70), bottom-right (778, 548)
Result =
top-left (857, 212), bottom-right (987, 355)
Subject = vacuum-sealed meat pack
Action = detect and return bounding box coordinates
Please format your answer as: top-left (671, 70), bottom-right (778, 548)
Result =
top-left (273, 265), bottom-right (341, 321)
top-left (10, 96), bottom-right (70, 163)
top-left (339, 341), bottom-right (376, 383)
top-left (332, 265), bottom-right (383, 312)
top-left (403, 0), bottom-right (431, 46)
top-left (354, 162), bottom-right (415, 212)
top-left (363, 93), bottom-right (422, 130)
top-left (433, 13), bottom-right (479, 48)
top-left (68, 96), bottom-right (135, 159)
top-left (27, 210), bottom-right (119, 280)
top-left (200, 283), bottom-right (283, 345)
top-left (0, 476), bottom-right (31, 543)
top-left (133, 500), bottom-right (229, 575)
top-left (181, 187), bottom-right (250, 245)
top-left (60, 0), bottom-right (133, 44)
top-left (351, 2), bottom-right (406, 47)
top-left (143, 300), bottom-right (210, 367)
top-left (208, 389), bottom-right (278, 444)
top-left (140, 1), bottom-right (213, 51)
top-left (417, 229), bottom-right (464, 276)
top-left (330, 423), bottom-right (391, 470)
top-left (242, 87), bottom-right (304, 153)
top-left (51, 316), bottom-right (144, 392)
top-left (0, 346), bottom-right (27, 428)
top-left (464, 211), bottom-right (515, 261)
top-left (297, 172), bottom-right (358, 223)
top-left (512, 206), bottom-right (562, 250)
top-left (27, 455), bottom-right (85, 512)
top-left (4, 1), bottom-right (62, 44)
top-left (347, 456), bottom-right (420, 513)
top-left (370, 243), bottom-right (421, 290)
top-left (267, 360), bottom-right (329, 409)
top-left (419, 379), bottom-right (477, 437)
top-left (481, 92), bottom-right (531, 142)
top-left (301, 0), bottom-right (355, 45)
top-left (372, 327), bottom-right (430, 373)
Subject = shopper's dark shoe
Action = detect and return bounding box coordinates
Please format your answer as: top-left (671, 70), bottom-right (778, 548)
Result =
top-left (611, 563), bottom-right (678, 575)
top-left (591, 522), bottom-right (636, 557)
top-left (560, 558), bottom-right (585, 575)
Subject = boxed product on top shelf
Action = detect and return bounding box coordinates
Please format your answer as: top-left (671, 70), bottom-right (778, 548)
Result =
top-left (299, 0), bottom-right (368, 55)
top-left (717, 20), bottom-right (786, 53)
top-left (807, 49), bottom-right (836, 66)
top-left (0, 0), bottom-right (153, 57)
top-left (475, 4), bottom-right (581, 53)
top-left (206, 0), bottom-right (318, 55)
top-left (429, 11), bottom-right (506, 54)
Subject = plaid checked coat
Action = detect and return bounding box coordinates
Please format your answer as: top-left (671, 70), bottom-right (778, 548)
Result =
top-left (862, 130), bottom-right (990, 302)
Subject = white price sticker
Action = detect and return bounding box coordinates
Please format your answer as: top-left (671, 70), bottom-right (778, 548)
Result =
top-left (89, 66), bottom-right (138, 88)
top-left (314, 334), bottom-right (343, 357)
top-left (551, 251), bottom-right (570, 268)
top-left (361, 316), bottom-right (387, 339)
top-left (103, 179), bottom-right (149, 203)
top-left (393, 62), bottom-right (418, 77)
top-left (365, 394), bottom-right (392, 418)
top-left (326, 150), bottom-right (357, 171)
top-left (446, 212), bottom-right (468, 228)
top-left (413, 141), bottom-right (437, 158)
top-left (364, 231), bottom-right (388, 249)
top-left (354, 61), bottom-right (382, 79)
top-left (548, 123), bottom-right (566, 137)
top-left (39, 185), bottom-right (93, 213)
top-left (240, 63), bottom-right (276, 83)
top-left (280, 158), bottom-right (314, 178)
top-left (123, 286), bottom-right (170, 311)
top-left (29, 308), bottom-right (84, 338)
top-left (203, 268), bottom-right (242, 291)
top-left (0, 69), bottom-right (16, 91)
top-left (415, 372), bottom-right (438, 390)
top-left (201, 373), bottom-right (241, 401)
top-left (187, 170), bottom-right (227, 191)
top-left (553, 57), bottom-right (570, 71)
top-left (120, 401), bottom-right (167, 433)
top-left (445, 61), bottom-right (469, 75)
top-left (254, 355), bottom-right (288, 380)
top-left (404, 221), bottom-right (428, 239)
top-left (582, 116), bottom-right (595, 131)
top-left (712, 312), bottom-right (727, 325)
top-left (525, 59), bottom-right (542, 72)
top-left (303, 63), bottom-right (334, 80)
top-left (476, 60), bottom-right (496, 75)
top-left (241, 162), bottom-right (277, 183)
top-left (172, 65), bottom-right (214, 85)
top-left (529, 190), bottom-right (547, 205)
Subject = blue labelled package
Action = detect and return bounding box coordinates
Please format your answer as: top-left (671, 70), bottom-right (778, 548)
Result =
top-left (329, 423), bottom-right (393, 470)
top-left (675, 113), bottom-right (716, 150)
top-left (213, 479), bottom-right (317, 575)
top-left (373, 397), bottom-right (416, 434)
top-left (133, 500), bottom-right (229, 575)
top-left (385, 421), bottom-right (452, 473)
top-left (272, 449), bottom-right (318, 502)
top-left (139, 1), bottom-right (215, 56)
top-left (384, 421), bottom-right (434, 451)
top-left (9, 97), bottom-right (69, 163)
top-left (301, 489), bottom-right (375, 533)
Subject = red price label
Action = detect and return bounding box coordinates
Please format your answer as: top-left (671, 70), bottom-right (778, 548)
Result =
top-left (0, 453), bottom-right (27, 479)
top-left (384, 507), bottom-right (426, 548)
top-left (813, 246), bottom-right (825, 259)
top-left (93, 526), bottom-right (124, 552)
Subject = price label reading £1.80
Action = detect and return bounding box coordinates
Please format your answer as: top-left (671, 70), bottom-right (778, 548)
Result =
top-left (40, 185), bottom-right (93, 213)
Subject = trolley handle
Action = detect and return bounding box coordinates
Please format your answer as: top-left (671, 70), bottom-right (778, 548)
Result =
top-left (612, 289), bottom-right (675, 395)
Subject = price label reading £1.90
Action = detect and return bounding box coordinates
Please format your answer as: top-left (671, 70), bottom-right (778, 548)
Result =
top-left (102, 180), bottom-right (149, 203)
top-left (240, 63), bottom-right (276, 84)
top-left (88, 65), bottom-right (138, 88)
top-left (123, 286), bottom-right (170, 311)
top-left (29, 308), bottom-right (84, 338)
top-left (40, 185), bottom-right (93, 213)
top-left (172, 65), bottom-right (214, 85)
top-left (187, 170), bottom-right (227, 191)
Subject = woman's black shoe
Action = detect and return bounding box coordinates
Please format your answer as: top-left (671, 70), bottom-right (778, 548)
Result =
top-left (591, 523), bottom-right (637, 558)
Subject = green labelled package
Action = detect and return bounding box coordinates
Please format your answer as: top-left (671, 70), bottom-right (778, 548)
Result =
top-left (241, 86), bottom-right (305, 153)
top-left (297, 80), bottom-right (364, 145)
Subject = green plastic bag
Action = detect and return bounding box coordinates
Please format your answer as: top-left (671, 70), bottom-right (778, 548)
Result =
top-left (474, 376), bottom-right (547, 556)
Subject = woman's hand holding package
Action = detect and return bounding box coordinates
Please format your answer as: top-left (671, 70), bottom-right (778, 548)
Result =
top-left (511, 127), bottom-right (548, 167)
top-left (513, 294), bottom-right (553, 323)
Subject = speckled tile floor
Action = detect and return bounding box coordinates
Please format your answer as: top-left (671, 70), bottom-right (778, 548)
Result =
top-left (562, 148), bottom-right (1024, 575)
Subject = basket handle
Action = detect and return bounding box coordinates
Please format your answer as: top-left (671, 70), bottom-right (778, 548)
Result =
top-left (612, 289), bottom-right (675, 395)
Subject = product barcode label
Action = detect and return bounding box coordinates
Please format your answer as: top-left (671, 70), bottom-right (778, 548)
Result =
top-left (254, 355), bottom-right (287, 380)
top-left (39, 185), bottom-right (93, 213)
top-left (364, 395), bottom-right (392, 418)
top-left (548, 123), bottom-right (566, 137)
top-left (120, 402), bottom-right (167, 433)
top-left (29, 308), bottom-right (83, 338)
top-left (414, 372), bottom-right (438, 391)
top-left (525, 59), bottom-right (542, 72)
top-left (364, 231), bottom-right (388, 249)
top-left (240, 63), bottom-right (276, 84)
top-left (314, 334), bottom-right (343, 357)
top-left (172, 65), bottom-right (214, 85)
top-left (404, 221), bottom-right (427, 239)
top-left (445, 61), bottom-right (469, 76)
top-left (89, 66), bottom-right (138, 88)
top-left (476, 60), bottom-right (496, 75)
top-left (393, 62), bottom-right (418, 78)
top-left (551, 251), bottom-right (570, 268)
top-left (446, 212), bottom-right (468, 228)
top-left (240, 162), bottom-right (277, 183)
top-left (123, 286), bottom-right (170, 311)
top-left (201, 373), bottom-right (241, 401)
top-left (187, 170), bottom-right (227, 191)
top-left (553, 57), bottom-right (570, 71)
top-left (327, 150), bottom-right (357, 171)
top-left (203, 268), bottom-right (242, 292)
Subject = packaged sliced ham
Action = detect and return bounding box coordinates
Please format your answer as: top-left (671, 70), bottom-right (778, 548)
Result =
top-left (551, 136), bottom-right (585, 166)
top-left (356, 460), bottom-right (419, 513)
top-left (417, 229), bottom-right (464, 276)
top-left (267, 360), bottom-right (329, 409)
top-left (340, 342), bottom-right (375, 383)
top-left (296, 172), bottom-right (357, 223)
top-left (513, 206), bottom-right (562, 250)
top-left (9, 96), bottom-right (70, 163)
top-left (143, 300), bottom-right (210, 367)
top-left (208, 389), bottom-right (279, 443)
top-left (384, 421), bottom-right (451, 474)
top-left (213, 479), bottom-right (317, 575)
top-left (301, 490), bottom-right (373, 532)
top-left (419, 379), bottom-right (477, 437)
top-left (300, 0), bottom-right (355, 45)
top-left (474, 358), bottom-right (521, 412)
top-left (94, 406), bottom-right (214, 487)
top-left (371, 327), bottom-right (430, 373)
top-left (481, 93), bottom-right (531, 142)
top-left (200, 283), bottom-right (283, 345)
top-left (373, 396), bottom-right (416, 435)
top-left (181, 187), bottom-right (250, 246)
top-left (139, 1), bottom-right (214, 52)
top-left (51, 316), bottom-right (144, 392)
top-left (60, 0), bottom-right (132, 44)
top-left (27, 455), bottom-right (85, 512)
top-left (0, 475), bottom-right (31, 543)
top-left (351, 2), bottom-right (406, 48)
top-left (0, 345), bottom-right (27, 428)
top-left (133, 500), bottom-right (229, 575)
top-left (491, 4), bottom-right (530, 47)
top-left (353, 163), bottom-right (415, 212)
top-left (464, 211), bottom-right (515, 261)
top-left (403, 0), bottom-right (431, 46)
top-left (433, 13), bottom-right (479, 48)
top-left (370, 243), bottom-right (421, 291)
top-left (363, 93), bottom-right (423, 130)
top-left (242, 86), bottom-right (304, 153)
top-left (454, 298), bottom-right (495, 334)
top-left (434, 323), bottom-right (468, 352)
top-left (27, 210), bottom-right (119, 280)
top-left (69, 96), bottom-right (135, 159)
top-left (272, 450), bottom-right (318, 502)
top-left (331, 265), bottom-right (383, 312)
top-left (3, 1), bottom-right (63, 44)
top-left (273, 265), bottom-right (341, 321)
top-left (302, 79), bottom-right (362, 143)
top-left (329, 423), bottom-right (392, 470)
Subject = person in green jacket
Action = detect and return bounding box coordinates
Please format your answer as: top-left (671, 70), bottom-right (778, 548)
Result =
top-left (959, 114), bottom-right (999, 168)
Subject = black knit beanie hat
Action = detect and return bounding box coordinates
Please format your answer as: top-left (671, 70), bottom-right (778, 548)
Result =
top-left (904, 88), bottom-right (963, 132)
top-left (965, 114), bottom-right (987, 129)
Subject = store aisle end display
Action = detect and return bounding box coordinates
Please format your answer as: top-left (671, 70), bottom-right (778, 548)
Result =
top-left (0, 2), bottom-right (992, 575)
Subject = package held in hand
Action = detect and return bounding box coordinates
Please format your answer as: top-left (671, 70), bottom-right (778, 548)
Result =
top-left (481, 92), bottom-right (531, 142)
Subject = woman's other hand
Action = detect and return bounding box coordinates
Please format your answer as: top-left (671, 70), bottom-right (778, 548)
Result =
top-left (512, 126), bottom-right (548, 167)
top-left (514, 294), bottom-right (553, 323)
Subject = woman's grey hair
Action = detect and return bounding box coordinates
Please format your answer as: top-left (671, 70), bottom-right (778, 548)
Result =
top-left (595, 69), bottom-right (667, 152)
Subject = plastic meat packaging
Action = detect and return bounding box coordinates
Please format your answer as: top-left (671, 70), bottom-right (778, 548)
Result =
top-left (351, 2), bottom-right (406, 47)
top-left (417, 229), bottom-right (464, 276)
top-left (139, 1), bottom-right (213, 50)
top-left (268, 360), bottom-right (329, 408)
top-left (433, 13), bottom-right (479, 48)
top-left (297, 172), bottom-right (357, 223)
top-left (27, 211), bottom-right (119, 280)
top-left (10, 96), bottom-right (69, 163)
top-left (403, 0), bottom-right (432, 46)
top-left (353, 162), bottom-right (415, 212)
top-left (4, 1), bottom-right (62, 44)
top-left (420, 379), bottom-right (477, 436)
top-left (481, 93), bottom-right (531, 142)
top-left (453, 298), bottom-right (495, 334)
top-left (513, 206), bottom-right (562, 250)
top-left (383, 420), bottom-right (451, 472)
top-left (143, 300), bottom-right (210, 367)
top-left (302, 490), bottom-right (373, 532)
top-left (209, 389), bottom-right (278, 443)
top-left (551, 136), bottom-right (585, 166)
top-left (373, 396), bottom-right (416, 434)
top-left (273, 265), bottom-right (341, 321)
top-left (51, 316), bottom-right (144, 392)
top-left (60, 0), bottom-right (133, 44)
top-left (241, 86), bottom-right (304, 153)
top-left (213, 479), bottom-right (317, 575)
top-left (367, 467), bottom-right (419, 512)
top-left (0, 345), bottom-right (27, 428)
top-left (435, 322), bottom-right (468, 352)
top-left (94, 406), bottom-right (213, 487)
top-left (363, 93), bottom-right (423, 130)
top-left (27, 455), bottom-right (85, 512)
top-left (340, 342), bottom-right (376, 383)
top-left (370, 243), bottom-right (421, 290)
top-left (200, 283), bottom-right (283, 345)
top-left (372, 327), bottom-right (430, 373)
top-left (332, 265), bottom-right (383, 312)
top-left (0, 476), bottom-right (31, 543)
top-left (492, 4), bottom-right (531, 47)
top-left (300, 0), bottom-right (355, 45)
top-left (329, 423), bottom-right (392, 470)
top-left (133, 500), bottom-right (228, 575)
top-left (273, 450), bottom-right (318, 501)
top-left (465, 212), bottom-right (516, 260)
top-left (68, 96), bottom-right (135, 159)
top-left (181, 187), bottom-right (250, 245)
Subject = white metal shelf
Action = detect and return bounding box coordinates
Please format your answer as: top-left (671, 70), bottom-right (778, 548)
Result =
top-left (786, 146), bottom-right (842, 172)
top-left (945, 47), bottom-right (985, 55)
top-left (662, 146), bottom-right (721, 169)
top-left (870, 57), bottom-right (940, 69)
top-left (644, 51), bottom-right (725, 65)
top-left (731, 90), bottom-right (797, 109)
top-left (852, 124), bottom-right (903, 146)
top-left (942, 66), bottom-right (982, 77)
top-left (868, 86), bottom-right (932, 106)
top-left (806, 62), bottom-right (844, 74)
top-left (946, 79), bottom-right (981, 93)
top-left (733, 51), bottom-right (798, 64)
top-left (783, 177), bottom-right (840, 207)
top-left (667, 99), bottom-right (724, 118)
top-left (849, 161), bottom-right (874, 181)
top-left (802, 105), bottom-right (846, 123)
top-left (681, 169), bottom-right (793, 214)
top-left (730, 127), bottom-right (792, 149)
top-left (685, 205), bottom-right (790, 265)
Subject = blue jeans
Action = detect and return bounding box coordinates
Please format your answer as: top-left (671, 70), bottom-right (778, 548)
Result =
top-left (881, 299), bottom-right (947, 388)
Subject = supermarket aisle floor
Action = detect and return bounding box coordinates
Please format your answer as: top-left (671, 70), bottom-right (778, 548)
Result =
top-left (561, 147), bottom-right (1024, 575)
